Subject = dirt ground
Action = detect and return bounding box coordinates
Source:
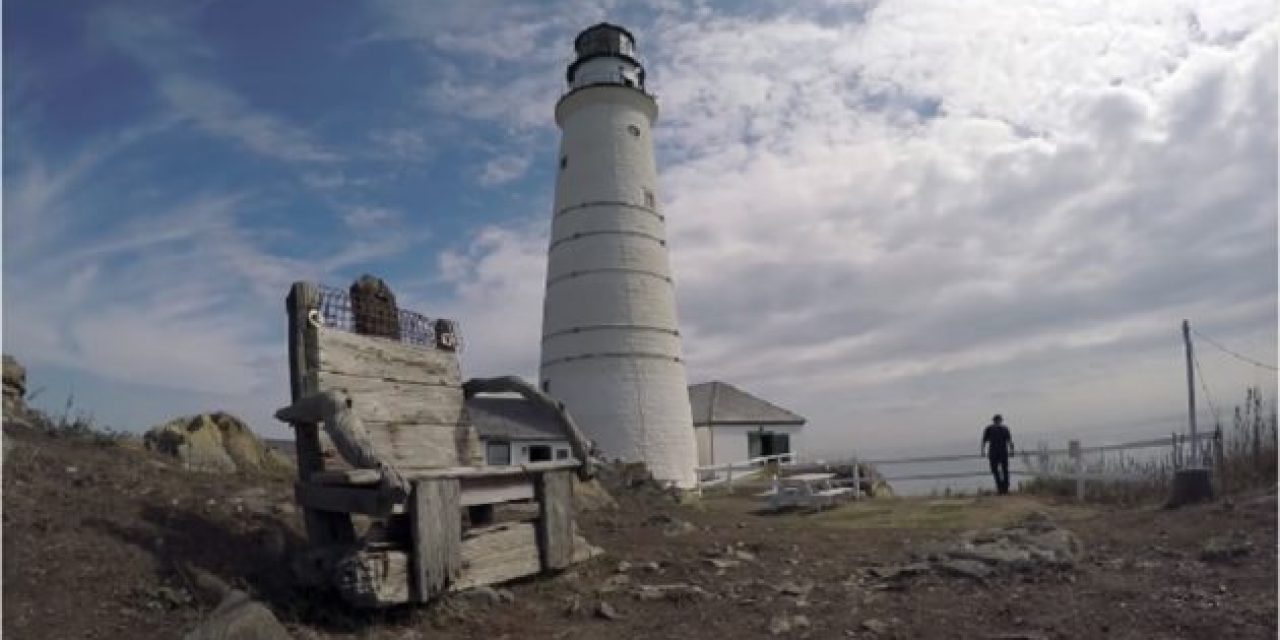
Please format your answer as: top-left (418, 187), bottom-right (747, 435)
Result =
top-left (3, 426), bottom-right (1276, 639)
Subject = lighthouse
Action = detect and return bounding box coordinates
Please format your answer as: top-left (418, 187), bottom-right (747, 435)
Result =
top-left (539, 23), bottom-right (698, 488)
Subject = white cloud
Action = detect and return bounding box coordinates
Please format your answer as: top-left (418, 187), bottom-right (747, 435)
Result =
top-left (342, 205), bottom-right (402, 229)
top-left (477, 154), bottom-right (533, 186)
top-left (392, 2), bottom-right (1277, 452)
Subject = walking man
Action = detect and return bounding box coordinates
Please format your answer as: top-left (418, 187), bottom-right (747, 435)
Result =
top-left (981, 414), bottom-right (1014, 495)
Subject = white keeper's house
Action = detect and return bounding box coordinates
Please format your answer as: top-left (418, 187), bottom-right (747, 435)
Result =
top-left (688, 381), bottom-right (806, 468)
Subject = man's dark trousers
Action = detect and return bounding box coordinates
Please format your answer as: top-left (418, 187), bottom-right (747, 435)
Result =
top-left (989, 455), bottom-right (1009, 495)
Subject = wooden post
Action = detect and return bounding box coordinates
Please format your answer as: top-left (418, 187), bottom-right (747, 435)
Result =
top-left (1213, 425), bottom-right (1226, 495)
top-left (536, 471), bottom-right (574, 571)
top-left (852, 459), bottom-right (862, 501)
top-left (1069, 440), bottom-right (1083, 502)
top-left (1183, 320), bottom-right (1200, 464)
top-left (411, 478), bottom-right (461, 601)
top-left (726, 464), bottom-right (734, 491)
top-left (287, 282), bottom-right (355, 545)
top-left (1171, 432), bottom-right (1179, 469)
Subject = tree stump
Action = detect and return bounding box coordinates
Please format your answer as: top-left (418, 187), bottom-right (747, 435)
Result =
top-left (1166, 467), bottom-right (1214, 508)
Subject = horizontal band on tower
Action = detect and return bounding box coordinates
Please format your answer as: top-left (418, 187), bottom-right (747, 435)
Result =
top-left (555, 200), bottom-right (664, 222)
top-left (542, 323), bottom-right (680, 342)
top-left (549, 229), bottom-right (667, 252)
top-left (541, 351), bottom-right (684, 368)
top-left (546, 267), bottom-right (672, 287)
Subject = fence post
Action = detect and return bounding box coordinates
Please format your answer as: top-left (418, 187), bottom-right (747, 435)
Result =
top-left (726, 464), bottom-right (734, 491)
top-left (853, 459), bottom-right (862, 501)
top-left (1254, 417), bottom-right (1262, 477)
top-left (1213, 425), bottom-right (1226, 495)
top-left (1069, 439), bottom-right (1083, 502)
top-left (1171, 432), bottom-right (1179, 469)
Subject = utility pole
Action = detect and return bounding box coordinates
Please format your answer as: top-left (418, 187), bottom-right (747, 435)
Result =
top-left (1182, 319), bottom-right (1199, 465)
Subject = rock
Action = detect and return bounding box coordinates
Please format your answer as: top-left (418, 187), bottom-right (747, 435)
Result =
top-left (705, 558), bottom-right (741, 570)
top-left (861, 618), bottom-right (891, 634)
top-left (777, 580), bottom-right (813, 597)
top-left (1200, 532), bottom-right (1252, 561)
top-left (574, 477), bottom-right (619, 511)
top-left (792, 615), bottom-right (811, 630)
top-left (598, 574), bottom-right (632, 593)
top-left (595, 601), bottom-right (622, 620)
top-left (455, 586), bottom-right (515, 605)
top-left (3, 355), bottom-right (26, 402)
top-left (144, 413), bottom-right (292, 474)
top-left (869, 563), bottom-right (930, 580)
top-left (768, 615), bottom-right (792, 635)
top-left (661, 519), bottom-right (697, 537)
top-left (183, 591), bottom-right (290, 640)
top-left (733, 549), bottom-right (758, 562)
top-left (615, 560), bottom-right (632, 573)
top-left (937, 559), bottom-right (993, 580)
top-left (632, 583), bottom-right (710, 602)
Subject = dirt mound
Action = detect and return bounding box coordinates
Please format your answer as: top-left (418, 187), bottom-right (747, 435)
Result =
top-left (144, 413), bottom-right (292, 474)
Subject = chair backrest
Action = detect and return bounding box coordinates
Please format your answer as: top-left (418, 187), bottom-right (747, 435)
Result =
top-left (290, 282), bottom-right (482, 470)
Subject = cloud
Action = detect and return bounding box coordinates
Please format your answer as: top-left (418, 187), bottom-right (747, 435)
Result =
top-left (477, 154), bottom-right (533, 186)
top-left (396, 2), bottom-right (1277, 451)
top-left (342, 205), bottom-right (402, 229)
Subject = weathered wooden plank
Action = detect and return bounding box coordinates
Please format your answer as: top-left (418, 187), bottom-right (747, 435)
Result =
top-left (411, 478), bottom-right (461, 601)
top-left (317, 328), bottom-right (461, 385)
top-left (288, 282), bottom-right (355, 545)
top-left (348, 385), bottom-right (466, 425)
top-left (459, 475), bottom-right (534, 506)
top-left (536, 471), bottom-right (575, 571)
top-left (310, 468), bottom-right (382, 486)
top-left (335, 529), bottom-right (601, 606)
top-left (317, 370), bottom-right (459, 395)
top-left (364, 422), bottom-right (471, 469)
top-left (400, 460), bottom-right (582, 480)
top-left (295, 482), bottom-right (395, 516)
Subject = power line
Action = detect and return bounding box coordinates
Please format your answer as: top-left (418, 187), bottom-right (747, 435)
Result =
top-left (1191, 327), bottom-right (1279, 372)
top-left (1192, 349), bottom-right (1220, 423)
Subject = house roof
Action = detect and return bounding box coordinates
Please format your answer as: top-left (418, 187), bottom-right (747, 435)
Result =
top-left (467, 395), bottom-right (568, 442)
top-left (687, 381), bottom-right (806, 427)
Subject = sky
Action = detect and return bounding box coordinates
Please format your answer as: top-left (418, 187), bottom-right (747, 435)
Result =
top-left (3, 0), bottom-right (1277, 457)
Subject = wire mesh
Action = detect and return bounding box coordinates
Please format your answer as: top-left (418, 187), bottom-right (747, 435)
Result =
top-left (315, 284), bottom-right (460, 351)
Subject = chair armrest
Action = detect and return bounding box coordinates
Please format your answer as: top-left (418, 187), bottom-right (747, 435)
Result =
top-left (276, 389), bottom-right (408, 500)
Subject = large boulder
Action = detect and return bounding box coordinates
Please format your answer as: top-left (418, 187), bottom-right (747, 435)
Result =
top-left (145, 413), bottom-right (292, 474)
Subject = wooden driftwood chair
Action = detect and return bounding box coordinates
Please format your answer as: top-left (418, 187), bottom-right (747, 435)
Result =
top-left (276, 281), bottom-right (599, 607)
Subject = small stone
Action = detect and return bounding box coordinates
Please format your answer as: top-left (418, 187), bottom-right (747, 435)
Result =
top-left (792, 615), bottom-right (811, 630)
top-left (65, 466), bottom-right (78, 474)
top-left (777, 581), bottom-right (813, 597)
top-left (1201, 532), bottom-right (1252, 562)
top-left (733, 549), bottom-right (758, 562)
top-left (937, 559), bottom-right (993, 581)
top-left (616, 560), bottom-right (632, 573)
top-left (563, 595), bottom-right (583, 617)
top-left (705, 558), bottom-right (741, 570)
top-left (595, 601), bottom-right (622, 620)
top-left (768, 615), bottom-right (792, 635)
top-left (632, 583), bottom-right (710, 602)
top-left (640, 561), bottom-right (662, 572)
top-left (598, 574), bottom-right (632, 593)
top-left (737, 522), bottom-right (748, 529)
top-left (861, 618), bottom-right (891, 634)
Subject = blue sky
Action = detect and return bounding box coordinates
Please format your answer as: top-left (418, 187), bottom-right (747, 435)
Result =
top-left (4, 0), bottom-right (1277, 454)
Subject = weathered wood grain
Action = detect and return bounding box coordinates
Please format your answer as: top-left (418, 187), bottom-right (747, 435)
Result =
top-left (348, 385), bottom-right (466, 425)
top-left (364, 422), bottom-right (471, 469)
top-left (317, 370), bottom-right (458, 394)
top-left (536, 470), bottom-right (575, 571)
top-left (411, 478), bottom-right (461, 601)
top-left (288, 282), bottom-right (355, 545)
top-left (459, 475), bottom-right (535, 506)
top-left (317, 328), bottom-right (461, 385)
top-left (335, 527), bottom-right (601, 606)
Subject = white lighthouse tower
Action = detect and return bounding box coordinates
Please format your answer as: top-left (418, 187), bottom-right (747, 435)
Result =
top-left (539, 23), bottom-right (698, 488)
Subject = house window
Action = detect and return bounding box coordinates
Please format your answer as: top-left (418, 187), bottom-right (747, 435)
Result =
top-left (748, 431), bottom-right (791, 460)
top-left (556, 449), bottom-right (569, 460)
top-left (486, 442), bottom-right (511, 466)
top-left (528, 445), bottom-right (552, 462)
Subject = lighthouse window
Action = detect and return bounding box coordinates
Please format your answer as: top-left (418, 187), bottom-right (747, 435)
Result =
top-left (643, 189), bottom-right (655, 208)
top-left (559, 155), bottom-right (568, 170)
top-left (627, 124), bottom-right (641, 137)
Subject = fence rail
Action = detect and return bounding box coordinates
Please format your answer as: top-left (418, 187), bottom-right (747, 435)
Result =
top-left (695, 428), bottom-right (1229, 501)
